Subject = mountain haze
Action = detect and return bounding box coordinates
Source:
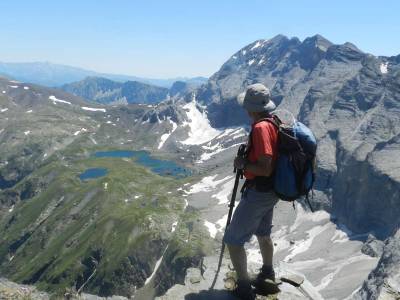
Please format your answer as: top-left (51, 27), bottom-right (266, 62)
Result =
top-left (0, 61), bottom-right (208, 88)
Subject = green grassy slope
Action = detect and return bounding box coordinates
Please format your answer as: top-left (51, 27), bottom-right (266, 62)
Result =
top-left (0, 145), bottom-right (208, 297)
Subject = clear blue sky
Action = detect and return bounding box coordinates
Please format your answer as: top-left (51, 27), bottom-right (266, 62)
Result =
top-left (0, 0), bottom-right (399, 78)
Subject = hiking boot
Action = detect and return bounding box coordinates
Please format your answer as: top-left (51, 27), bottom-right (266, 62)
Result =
top-left (251, 265), bottom-right (280, 295)
top-left (255, 264), bottom-right (275, 282)
top-left (232, 279), bottom-right (256, 300)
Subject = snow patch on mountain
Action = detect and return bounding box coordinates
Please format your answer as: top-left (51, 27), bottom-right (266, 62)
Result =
top-left (158, 118), bottom-right (178, 149)
top-left (73, 128), bottom-right (87, 136)
top-left (89, 136), bottom-right (97, 145)
top-left (145, 246), bottom-right (169, 285)
top-left (380, 62), bottom-right (388, 74)
top-left (204, 220), bottom-right (218, 238)
top-left (186, 175), bottom-right (232, 194)
top-left (251, 40), bottom-right (263, 50)
top-left (49, 95), bottom-right (71, 105)
top-left (211, 176), bottom-right (235, 205)
top-left (198, 142), bottom-right (243, 163)
top-left (171, 221), bottom-right (178, 233)
top-left (82, 106), bottom-right (106, 112)
top-left (195, 127), bottom-right (246, 162)
top-left (180, 100), bottom-right (221, 145)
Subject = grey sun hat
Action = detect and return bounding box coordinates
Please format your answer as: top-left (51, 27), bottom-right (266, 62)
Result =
top-left (237, 83), bottom-right (276, 112)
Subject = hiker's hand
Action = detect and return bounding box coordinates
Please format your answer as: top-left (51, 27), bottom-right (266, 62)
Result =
top-left (234, 157), bottom-right (247, 170)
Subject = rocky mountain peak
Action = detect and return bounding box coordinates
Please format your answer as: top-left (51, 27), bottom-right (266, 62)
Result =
top-left (326, 41), bottom-right (364, 62)
top-left (301, 34), bottom-right (333, 52)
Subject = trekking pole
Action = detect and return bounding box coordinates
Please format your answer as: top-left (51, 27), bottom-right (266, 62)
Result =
top-left (210, 144), bottom-right (246, 290)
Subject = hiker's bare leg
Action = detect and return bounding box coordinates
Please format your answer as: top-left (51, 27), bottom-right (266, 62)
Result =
top-left (257, 235), bottom-right (273, 267)
top-left (227, 244), bottom-right (249, 281)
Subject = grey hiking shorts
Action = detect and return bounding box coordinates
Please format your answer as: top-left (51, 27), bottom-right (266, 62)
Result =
top-left (223, 187), bottom-right (279, 246)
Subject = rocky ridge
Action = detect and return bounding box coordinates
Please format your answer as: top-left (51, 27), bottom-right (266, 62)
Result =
top-left (61, 77), bottom-right (170, 105)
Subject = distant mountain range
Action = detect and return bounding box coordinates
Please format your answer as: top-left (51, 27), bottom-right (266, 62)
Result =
top-left (61, 77), bottom-right (169, 105)
top-left (60, 77), bottom-right (200, 105)
top-left (0, 61), bottom-right (207, 88)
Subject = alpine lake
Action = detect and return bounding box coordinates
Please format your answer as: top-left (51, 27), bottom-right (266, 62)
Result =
top-left (78, 150), bottom-right (191, 181)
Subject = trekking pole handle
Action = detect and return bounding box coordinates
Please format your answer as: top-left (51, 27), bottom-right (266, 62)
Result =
top-left (233, 144), bottom-right (247, 173)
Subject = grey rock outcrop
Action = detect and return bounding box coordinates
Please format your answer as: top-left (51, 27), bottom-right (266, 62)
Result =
top-left (361, 235), bottom-right (385, 258)
top-left (156, 257), bottom-right (323, 300)
top-left (354, 229), bottom-right (400, 299)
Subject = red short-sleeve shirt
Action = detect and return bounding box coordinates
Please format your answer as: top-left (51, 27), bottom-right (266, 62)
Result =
top-left (244, 120), bottom-right (279, 180)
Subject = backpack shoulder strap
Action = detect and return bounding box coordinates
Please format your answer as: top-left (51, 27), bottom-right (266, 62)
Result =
top-left (253, 116), bottom-right (281, 130)
top-left (246, 116), bottom-right (281, 156)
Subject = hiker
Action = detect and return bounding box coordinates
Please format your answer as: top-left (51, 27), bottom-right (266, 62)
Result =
top-left (223, 83), bottom-right (279, 300)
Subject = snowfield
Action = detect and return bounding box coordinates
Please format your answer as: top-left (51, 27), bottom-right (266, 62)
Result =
top-left (204, 220), bottom-right (218, 238)
top-left (180, 99), bottom-right (221, 145)
top-left (186, 175), bottom-right (232, 194)
top-left (195, 127), bottom-right (246, 163)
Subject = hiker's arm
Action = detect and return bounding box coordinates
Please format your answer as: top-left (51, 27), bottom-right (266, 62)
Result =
top-left (234, 155), bottom-right (273, 177)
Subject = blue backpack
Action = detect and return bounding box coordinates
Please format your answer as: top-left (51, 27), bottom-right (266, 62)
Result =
top-left (249, 116), bottom-right (317, 210)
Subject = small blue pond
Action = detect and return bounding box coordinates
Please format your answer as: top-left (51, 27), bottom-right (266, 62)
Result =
top-left (93, 150), bottom-right (191, 178)
top-left (79, 168), bottom-right (108, 181)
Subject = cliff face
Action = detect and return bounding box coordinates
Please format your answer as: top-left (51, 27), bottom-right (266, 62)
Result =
top-left (355, 229), bottom-right (400, 299)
